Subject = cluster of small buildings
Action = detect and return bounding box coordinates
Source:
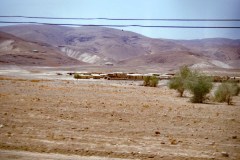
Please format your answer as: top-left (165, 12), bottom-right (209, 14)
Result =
top-left (212, 75), bottom-right (240, 83)
top-left (68, 72), bottom-right (175, 80)
top-left (65, 71), bottom-right (240, 82)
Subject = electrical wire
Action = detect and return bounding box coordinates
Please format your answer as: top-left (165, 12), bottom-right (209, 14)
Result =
top-left (0, 16), bottom-right (240, 21)
top-left (0, 21), bottom-right (239, 28)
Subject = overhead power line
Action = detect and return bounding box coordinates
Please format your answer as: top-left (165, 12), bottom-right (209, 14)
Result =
top-left (0, 16), bottom-right (240, 21)
top-left (0, 21), bottom-right (240, 28)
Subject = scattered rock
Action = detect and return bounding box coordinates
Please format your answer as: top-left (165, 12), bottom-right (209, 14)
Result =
top-left (7, 132), bottom-right (12, 137)
top-left (232, 136), bottom-right (237, 139)
top-left (155, 131), bottom-right (160, 135)
top-left (221, 152), bottom-right (229, 157)
top-left (210, 141), bottom-right (215, 145)
top-left (148, 155), bottom-right (155, 158)
top-left (0, 124), bottom-right (3, 128)
top-left (170, 139), bottom-right (178, 145)
top-left (131, 152), bottom-right (136, 155)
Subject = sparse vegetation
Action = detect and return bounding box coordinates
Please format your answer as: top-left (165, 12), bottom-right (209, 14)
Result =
top-left (143, 76), bottom-right (151, 86)
top-left (143, 76), bottom-right (159, 87)
top-left (149, 76), bottom-right (159, 87)
top-left (30, 79), bottom-right (41, 83)
top-left (73, 73), bottom-right (92, 79)
top-left (74, 73), bottom-right (81, 79)
top-left (215, 82), bottom-right (240, 105)
top-left (143, 104), bottom-right (150, 108)
top-left (186, 71), bottom-right (213, 103)
top-left (168, 66), bottom-right (191, 97)
top-left (169, 66), bottom-right (213, 103)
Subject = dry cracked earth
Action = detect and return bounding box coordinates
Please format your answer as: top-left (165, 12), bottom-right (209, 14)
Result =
top-left (0, 75), bottom-right (240, 160)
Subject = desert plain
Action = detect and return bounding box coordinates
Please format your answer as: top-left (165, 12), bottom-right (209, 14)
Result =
top-left (0, 67), bottom-right (239, 160)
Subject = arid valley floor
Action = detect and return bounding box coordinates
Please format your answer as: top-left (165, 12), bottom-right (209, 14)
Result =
top-left (0, 68), bottom-right (240, 160)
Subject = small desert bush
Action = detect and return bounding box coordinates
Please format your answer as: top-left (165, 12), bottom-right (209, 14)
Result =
top-left (143, 76), bottom-right (151, 86)
top-left (186, 71), bottom-right (213, 103)
top-left (168, 65), bottom-right (191, 97)
top-left (74, 73), bottom-right (81, 79)
top-left (30, 79), bottom-right (41, 83)
top-left (149, 76), bottom-right (159, 87)
top-left (215, 82), bottom-right (240, 105)
top-left (143, 76), bottom-right (159, 87)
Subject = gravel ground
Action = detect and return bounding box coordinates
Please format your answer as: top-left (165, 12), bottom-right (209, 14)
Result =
top-left (0, 150), bottom-right (134, 160)
top-left (0, 69), bottom-right (240, 160)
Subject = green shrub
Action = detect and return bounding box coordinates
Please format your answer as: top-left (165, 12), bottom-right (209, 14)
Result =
top-left (149, 76), bottom-right (159, 87)
top-left (74, 73), bottom-right (81, 79)
top-left (143, 76), bottom-right (151, 86)
top-left (143, 76), bottom-right (159, 87)
top-left (232, 83), bottom-right (240, 96)
top-left (186, 71), bottom-right (213, 103)
top-left (168, 78), bottom-right (185, 96)
top-left (215, 82), bottom-right (240, 105)
top-left (168, 66), bottom-right (191, 97)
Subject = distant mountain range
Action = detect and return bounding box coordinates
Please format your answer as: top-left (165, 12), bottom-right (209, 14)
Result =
top-left (0, 24), bottom-right (239, 69)
top-left (0, 31), bottom-right (83, 66)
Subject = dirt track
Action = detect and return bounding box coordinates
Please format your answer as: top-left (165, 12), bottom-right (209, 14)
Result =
top-left (0, 76), bottom-right (240, 159)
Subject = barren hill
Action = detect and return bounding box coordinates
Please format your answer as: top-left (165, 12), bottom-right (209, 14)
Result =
top-left (173, 38), bottom-right (240, 68)
top-left (1, 25), bottom-right (188, 64)
top-left (119, 51), bottom-right (205, 70)
top-left (0, 25), bottom-right (239, 69)
top-left (0, 31), bottom-right (84, 66)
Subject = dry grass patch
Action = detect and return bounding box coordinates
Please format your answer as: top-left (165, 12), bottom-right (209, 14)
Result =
top-left (30, 79), bottom-right (41, 82)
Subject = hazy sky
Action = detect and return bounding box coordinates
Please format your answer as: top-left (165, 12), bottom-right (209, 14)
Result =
top-left (0, 0), bottom-right (240, 39)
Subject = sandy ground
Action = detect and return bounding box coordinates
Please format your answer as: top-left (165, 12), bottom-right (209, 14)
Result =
top-left (0, 150), bottom-right (134, 160)
top-left (0, 69), bottom-right (240, 160)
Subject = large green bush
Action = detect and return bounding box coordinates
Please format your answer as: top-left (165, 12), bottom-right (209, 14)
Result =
top-left (168, 66), bottom-right (191, 97)
top-left (143, 76), bottom-right (159, 87)
top-left (215, 82), bottom-right (240, 105)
